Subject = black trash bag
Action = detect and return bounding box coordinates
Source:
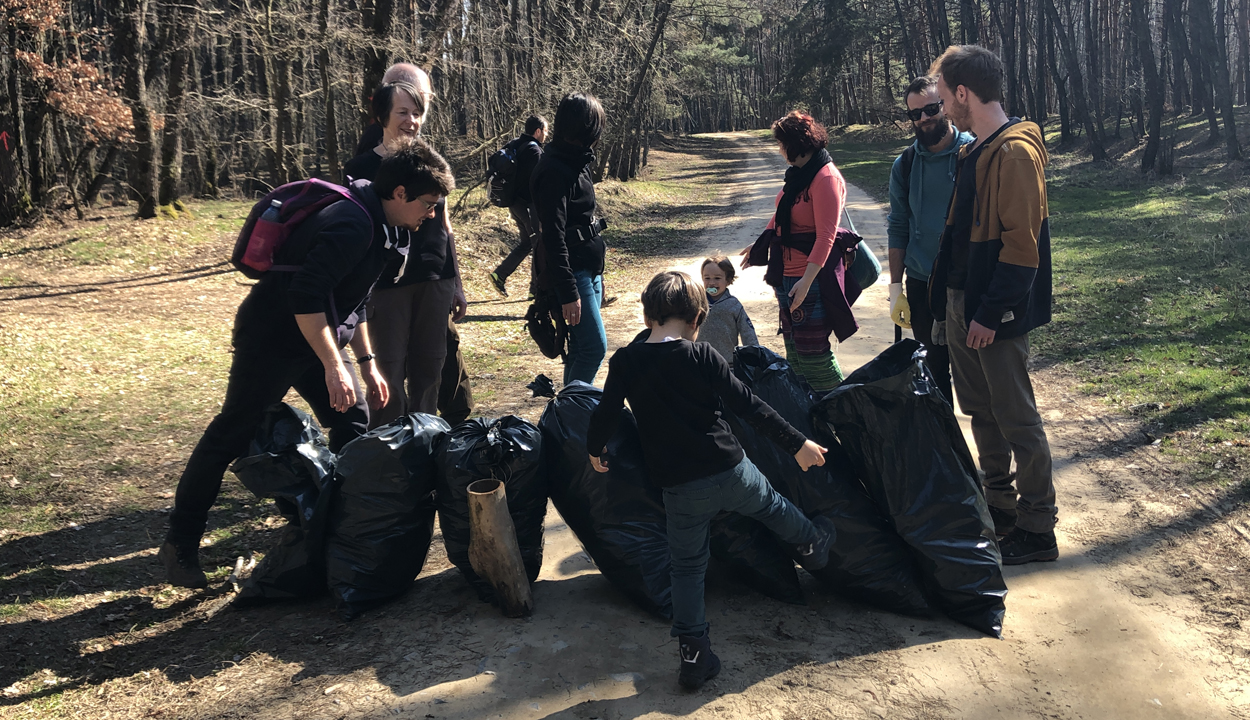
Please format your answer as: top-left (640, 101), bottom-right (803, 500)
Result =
top-left (707, 511), bottom-right (804, 604)
top-left (538, 381), bottom-right (672, 619)
top-left (811, 340), bottom-right (1006, 637)
top-left (435, 416), bottom-right (546, 601)
top-left (229, 403), bottom-right (337, 605)
top-left (728, 346), bottom-right (933, 616)
top-left (324, 413), bottom-right (448, 620)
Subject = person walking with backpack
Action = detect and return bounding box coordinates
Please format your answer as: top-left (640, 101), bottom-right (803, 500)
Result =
top-left (531, 93), bottom-right (609, 385)
top-left (488, 115), bottom-right (547, 297)
top-left (929, 45), bottom-right (1057, 565)
top-left (345, 77), bottom-right (472, 428)
top-left (161, 138), bottom-right (455, 588)
top-left (886, 75), bottom-right (974, 404)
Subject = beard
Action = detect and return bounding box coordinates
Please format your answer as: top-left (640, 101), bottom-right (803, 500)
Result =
top-left (914, 117), bottom-right (952, 147)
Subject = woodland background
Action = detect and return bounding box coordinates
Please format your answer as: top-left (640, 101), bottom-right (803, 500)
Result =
top-left (1, 0), bottom-right (1245, 225)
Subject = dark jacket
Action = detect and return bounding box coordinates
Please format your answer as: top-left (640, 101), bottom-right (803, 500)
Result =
top-left (586, 339), bottom-right (807, 487)
top-left (531, 140), bottom-right (604, 305)
top-left (507, 133), bottom-right (543, 205)
top-left (234, 180), bottom-right (394, 352)
top-left (929, 120), bottom-right (1052, 340)
top-left (342, 149), bottom-right (456, 286)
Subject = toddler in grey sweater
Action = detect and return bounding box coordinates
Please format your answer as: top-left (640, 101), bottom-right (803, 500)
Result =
top-left (699, 256), bottom-right (758, 365)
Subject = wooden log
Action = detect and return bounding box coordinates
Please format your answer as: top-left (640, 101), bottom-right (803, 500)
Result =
top-left (467, 479), bottom-right (534, 617)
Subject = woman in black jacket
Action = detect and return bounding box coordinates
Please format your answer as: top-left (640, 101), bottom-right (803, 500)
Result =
top-left (530, 92), bottom-right (608, 384)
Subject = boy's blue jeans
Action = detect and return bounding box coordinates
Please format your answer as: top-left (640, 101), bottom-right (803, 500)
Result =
top-left (564, 270), bottom-right (607, 385)
top-left (662, 455), bottom-right (818, 637)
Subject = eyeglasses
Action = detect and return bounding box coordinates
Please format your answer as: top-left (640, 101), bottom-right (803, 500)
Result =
top-left (905, 100), bottom-right (944, 122)
top-left (413, 196), bottom-right (439, 216)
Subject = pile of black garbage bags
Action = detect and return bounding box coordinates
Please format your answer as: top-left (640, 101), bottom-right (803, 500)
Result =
top-left (230, 340), bottom-right (1006, 637)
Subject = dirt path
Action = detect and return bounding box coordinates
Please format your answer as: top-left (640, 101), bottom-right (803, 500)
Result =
top-left (354, 134), bottom-right (1247, 720)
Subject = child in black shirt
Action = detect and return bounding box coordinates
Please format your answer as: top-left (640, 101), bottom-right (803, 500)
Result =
top-left (586, 270), bottom-right (835, 691)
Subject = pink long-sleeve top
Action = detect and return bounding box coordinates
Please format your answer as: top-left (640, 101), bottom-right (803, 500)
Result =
top-left (765, 163), bottom-right (848, 277)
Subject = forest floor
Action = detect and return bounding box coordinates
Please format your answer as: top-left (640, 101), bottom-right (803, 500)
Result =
top-left (1, 131), bottom-right (1249, 719)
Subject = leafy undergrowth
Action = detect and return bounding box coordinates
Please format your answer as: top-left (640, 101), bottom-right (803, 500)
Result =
top-left (0, 135), bottom-right (733, 717)
top-left (824, 111), bottom-right (1250, 498)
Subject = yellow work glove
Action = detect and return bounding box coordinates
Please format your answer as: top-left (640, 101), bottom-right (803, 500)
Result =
top-left (888, 282), bottom-right (912, 329)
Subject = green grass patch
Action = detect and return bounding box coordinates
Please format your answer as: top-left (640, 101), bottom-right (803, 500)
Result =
top-left (826, 128), bottom-right (1250, 491)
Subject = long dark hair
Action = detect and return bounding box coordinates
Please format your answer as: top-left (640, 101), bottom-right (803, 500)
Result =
top-left (551, 92), bottom-right (606, 147)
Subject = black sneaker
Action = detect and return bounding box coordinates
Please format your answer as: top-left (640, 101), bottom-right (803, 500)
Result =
top-left (677, 631), bottom-right (721, 690)
top-left (489, 271), bottom-right (508, 297)
top-left (987, 505), bottom-right (1017, 538)
top-left (999, 527), bottom-right (1059, 565)
top-left (159, 540), bottom-right (208, 589)
top-left (796, 516), bottom-right (837, 571)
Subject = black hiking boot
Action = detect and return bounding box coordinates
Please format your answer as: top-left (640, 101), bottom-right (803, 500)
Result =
top-left (159, 540), bottom-right (208, 589)
top-left (796, 516), bottom-right (837, 571)
top-left (999, 527), bottom-right (1059, 565)
top-left (987, 505), bottom-right (1017, 539)
top-left (677, 631), bottom-right (721, 690)
top-left (489, 271), bottom-right (508, 297)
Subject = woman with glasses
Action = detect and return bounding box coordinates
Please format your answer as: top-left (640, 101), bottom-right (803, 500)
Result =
top-left (343, 78), bottom-right (468, 428)
top-left (742, 111), bottom-right (851, 393)
top-left (531, 92), bottom-right (609, 385)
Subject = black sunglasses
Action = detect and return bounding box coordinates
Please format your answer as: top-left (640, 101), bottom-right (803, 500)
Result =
top-left (905, 100), bottom-right (944, 122)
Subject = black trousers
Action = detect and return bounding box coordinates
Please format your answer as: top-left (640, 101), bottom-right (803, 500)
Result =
top-left (907, 275), bottom-right (953, 405)
top-left (438, 316), bottom-right (474, 426)
top-left (167, 342), bottom-right (367, 546)
top-left (493, 202), bottom-right (539, 288)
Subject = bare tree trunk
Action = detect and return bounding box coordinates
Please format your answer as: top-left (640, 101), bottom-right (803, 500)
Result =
top-left (318, 0), bottom-right (340, 181)
top-left (84, 143), bottom-right (120, 206)
top-left (159, 0), bottom-right (197, 207)
top-left (118, 0), bottom-right (157, 218)
top-left (1046, 0), bottom-right (1108, 160)
top-left (1193, 0), bottom-right (1243, 158)
top-left (1130, 0), bottom-right (1165, 171)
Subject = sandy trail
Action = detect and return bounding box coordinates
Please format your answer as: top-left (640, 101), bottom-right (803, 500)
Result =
top-left (367, 134), bottom-right (1244, 720)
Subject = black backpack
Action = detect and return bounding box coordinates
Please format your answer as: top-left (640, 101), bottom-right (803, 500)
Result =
top-left (486, 139), bottom-right (537, 208)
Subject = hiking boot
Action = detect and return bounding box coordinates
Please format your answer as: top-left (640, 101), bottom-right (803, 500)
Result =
top-left (159, 540), bottom-right (208, 589)
top-left (677, 631), bottom-right (721, 690)
top-left (998, 527), bottom-right (1059, 566)
top-left (987, 505), bottom-right (1017, 538)
top-left (489, 271), bottom-right (508, 297)
top-left (601, 295), bottom-right (618, 308)
top-left (796, 516), bottom-right (837, 571)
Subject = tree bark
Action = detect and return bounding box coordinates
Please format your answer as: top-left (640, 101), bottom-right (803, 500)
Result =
top-left (318, 0), bottom-right (340, 181)
top-left (1046, 0), bottom-right (1108, 160)
top-left (1192, 0), bottom-right (1242, 158)
top-left (118, 0), bottom-right (157, 218)
top-left (159, 0), bottom-right (197, 206)
top-left (466, 479), bottom-right (533, 618)
top-left (1130, 0), bottom-right (1165, 171)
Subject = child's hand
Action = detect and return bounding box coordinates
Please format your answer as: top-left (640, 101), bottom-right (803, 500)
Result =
top-left (589, 454), bottom-right (610, 473)
top-left (794, 440), bottom-right (827, 471)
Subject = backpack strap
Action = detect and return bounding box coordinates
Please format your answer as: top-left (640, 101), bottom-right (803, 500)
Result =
top-left (898, 145), bottom-right (916, 203)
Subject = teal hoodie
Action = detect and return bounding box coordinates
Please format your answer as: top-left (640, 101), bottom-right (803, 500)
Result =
top-left (886, 127), bottom-right (975, 282)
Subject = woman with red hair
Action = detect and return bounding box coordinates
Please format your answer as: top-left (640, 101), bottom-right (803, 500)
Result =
top-left (744, 111), bottom-right (852, 392)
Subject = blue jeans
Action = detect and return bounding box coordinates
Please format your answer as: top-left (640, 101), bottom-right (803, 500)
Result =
top-left (662, 455), bottom-right (817, 637)
top-left (564, 270), bottom-right (606, 385)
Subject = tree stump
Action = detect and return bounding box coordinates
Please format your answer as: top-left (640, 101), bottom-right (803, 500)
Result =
top-left (467, 479), bottom-right (534, 617)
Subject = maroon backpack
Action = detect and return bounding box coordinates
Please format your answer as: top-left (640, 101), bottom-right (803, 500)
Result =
top-left (232, 179), bottom-right (373, 279)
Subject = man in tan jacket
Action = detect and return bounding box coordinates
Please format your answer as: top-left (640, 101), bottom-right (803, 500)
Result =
top-left (928, 45), bottom-right (1058, 565)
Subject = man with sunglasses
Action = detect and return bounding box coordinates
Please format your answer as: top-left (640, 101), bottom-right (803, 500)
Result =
top-left (886, 75), bottom-right (973, 404)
